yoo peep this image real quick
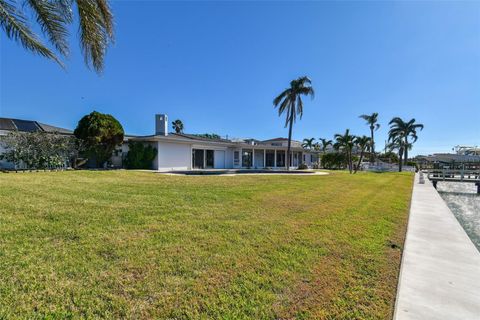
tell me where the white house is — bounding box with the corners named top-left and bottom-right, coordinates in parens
top-left (126, 114), bottom-right (315, 171)
top-left (0, 115), bottom-right (316, 171)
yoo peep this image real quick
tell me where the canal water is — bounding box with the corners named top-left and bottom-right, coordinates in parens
top-left (437, 182), bottom-right (480, 251)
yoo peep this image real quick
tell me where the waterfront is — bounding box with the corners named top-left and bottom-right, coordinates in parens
top-left (437, 182), bottom-right (480, 251)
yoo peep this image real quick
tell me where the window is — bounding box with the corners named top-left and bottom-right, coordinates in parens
top-left (234, 151), bottom-right (240, 166)
top-left (193, 149), bottom-right (204, 169)
top-left (242, 149), bottom-right (253, 167)
top-left (265, 150), bottom-right (275, 167)
top-left (276, 150), bottom-right (285, 167)
top-left (206, 150), bottom-right (214, 168)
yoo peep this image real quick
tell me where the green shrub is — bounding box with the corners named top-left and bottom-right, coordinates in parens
top-left (297, 163), bottom-right (308, 170)
top-left (124, 142), bottom-right (157, 169)
top-left (74, 111), bottom-right (124, 167)
top-left (321, 152), bottom-right (347, 169)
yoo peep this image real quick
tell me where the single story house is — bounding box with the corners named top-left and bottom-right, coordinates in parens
top-left (126, 114), bottom-right (316, 171)
top-left (0, 114), bottom-right (316, 171)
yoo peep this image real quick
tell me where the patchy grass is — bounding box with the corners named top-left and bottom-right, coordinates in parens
top-left (0, 170), bottom-right (413, 319)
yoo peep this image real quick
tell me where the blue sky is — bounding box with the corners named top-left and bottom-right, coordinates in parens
top-left (1, 1), bottom-right (479, 155)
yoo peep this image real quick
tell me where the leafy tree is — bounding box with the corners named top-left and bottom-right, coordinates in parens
top-left (378, 151), bottom-right (399, 164)
top-left (124, 141), bottom-right (157, 169)
top-left (321, 152), bottom-right (347, 170)
top-left (334, 129), bottom-right (356, 173)
top-left (0, 0), bottom-right (114, 73)
top-left (388, 117), bottom-right (424, 165)
top-left (359, 112), bottom-right (380, 162)
top-left (172, 119), bottom-right (184, 134)
top-left (273, 76), bottom-right (314, 170)
top-left (0, 131), bottom-right (81, 170)
top-left (318, 138), bottom-right (332, 153)
top-left (353, 135), bottom-right (371, 173)
top-left (194, 133), bottom-right (222, 140)
top-left (302, 137), bottom-right (315, 150)
top-left (74, 111), bottom-right (124, 167)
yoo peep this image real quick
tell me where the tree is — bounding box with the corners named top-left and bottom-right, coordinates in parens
top-left (387, 134), bottom-right (406, 172)
top-left (124, 141), bottom-right (157, 169)
top-left (321, 152), bottom-right (347, 170)
top-left (359, 112), bottom-right (380, 162)
top-left (353, 135), bottom-right (371, 173)
top-left (388, 117), bottom-right (424, 165)
top-left (0, 131), bottom-right (81, 170)
top-left (0, 0), bottom-right (114, 73)
top-left (334, 129), bottom-right (356, 173)
top-left (318, 138), bottom-right (332, 153)
top-left (273, 76), bottom-right (314, 170)
top-left (74, 111), bottom-right (124, 167)
top-left (172, 119), bottom-right (184, 134)
top-left (194, 133), bottom-right (221, 140)
top-left (302, 137), bottom-right (315, 150)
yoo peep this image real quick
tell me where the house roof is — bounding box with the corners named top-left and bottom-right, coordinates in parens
top-left (0, 117), bottom-right (73, 134)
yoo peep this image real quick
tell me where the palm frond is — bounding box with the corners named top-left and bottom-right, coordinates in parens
top-left (95, 0), bottom-right (113, 38)
top-left (0, 0), bottom-right (62, 66)
top-left (77, 0), bottom-right (114, 73)
top-left (273, 88), bottom-right (290, 106)
top-left (26, 0), bottom-right (70, 56)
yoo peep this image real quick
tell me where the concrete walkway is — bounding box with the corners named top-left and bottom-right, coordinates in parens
top-left (394, 174), bottom-right (480, 320)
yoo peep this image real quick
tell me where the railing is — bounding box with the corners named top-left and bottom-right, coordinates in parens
top-left (425, 169), bottom-right (480, 182)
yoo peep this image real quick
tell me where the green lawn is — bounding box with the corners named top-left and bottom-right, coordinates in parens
top-left (0, 171), bottom-right (413, 319)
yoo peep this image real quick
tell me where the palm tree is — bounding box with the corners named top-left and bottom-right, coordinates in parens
top-left (273, 76), bottom-right (314, 170)
top-left (388, 117), bottom-right (424, 165)
top-left (0, 0), bottom-right (114, 73)
top-left (387, 134), bottom-right (407, 172)
top-left (359, 113), bottom-right (380, 162)
top-left (302, 138), bottom-right (315, 150)
top-left (353, 135), bottom-right (371, 173)
top-left (334, 129), bottom-right (356, 173)
top-left (172, 119), bottom-right (184, 134)
top-left (318, 138), bottom-right (332, 153)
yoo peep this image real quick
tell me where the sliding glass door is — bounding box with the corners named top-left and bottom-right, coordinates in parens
top-left (192, 149), bottom-right (205, 169)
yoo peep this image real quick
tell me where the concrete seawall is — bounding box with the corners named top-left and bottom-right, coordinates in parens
top-left (394, 174), bottom-right (480, 320)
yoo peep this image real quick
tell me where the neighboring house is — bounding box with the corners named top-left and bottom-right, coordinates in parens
top-left (126, 114), bottom-right (314, 171)
top-left (0, 117), bottom-right (73, 169)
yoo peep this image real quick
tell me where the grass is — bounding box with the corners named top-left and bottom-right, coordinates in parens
top-left (0, 170), bottom-right (413, 319)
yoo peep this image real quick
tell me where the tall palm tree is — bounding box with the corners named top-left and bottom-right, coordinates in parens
top-left (353, 135), bottom-right (371, 173)
top-left (334, 129), bottom-right (356, 173)
top-left (318, 138), bottom-right (332, 153)
top-left (387, 134), bottom-right (407, 172)
top-left (172, 119), bottom-right (184, 134)
top-left (359, 112), bottom-right (380, 162)
top-left (302, 137), bottom-right (315, 150)
top-left (388, 117), bottom-right (424, 165)
top-left (273, 76), bottom-right (314, 170)
top-left (0, 0), bottom-right (114, 73)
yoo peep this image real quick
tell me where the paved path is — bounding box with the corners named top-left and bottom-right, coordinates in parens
top-left (394, 174), bottom-right (480, 320)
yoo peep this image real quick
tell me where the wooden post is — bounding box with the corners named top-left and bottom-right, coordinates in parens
top-left (476, 182), bottom-right (480, 194)
top-left (432, 180), bottom-right (437, 189)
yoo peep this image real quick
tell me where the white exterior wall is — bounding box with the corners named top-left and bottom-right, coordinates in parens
top-left (213, 150), bottom-right (226, 169)
top-left (225, 148), bottom-right (235, 169)
top-left (157, 141), bottom-right (192, 171)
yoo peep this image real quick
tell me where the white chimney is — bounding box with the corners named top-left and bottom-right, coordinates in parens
top-left (155, 114), bottom-right (168, 136)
